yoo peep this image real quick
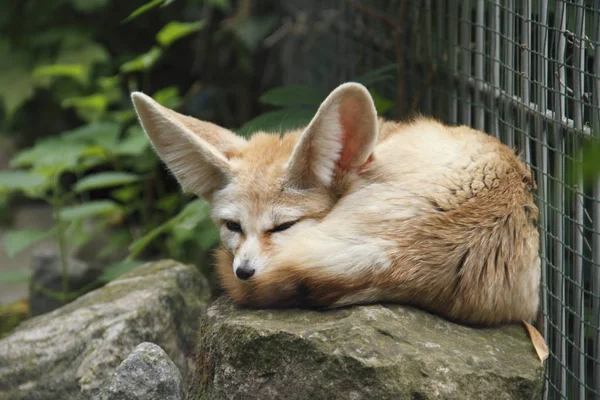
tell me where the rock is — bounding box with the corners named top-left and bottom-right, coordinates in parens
top-left (29, 246), bottom-right (101, 316)
top-left (99, 342), bottom-right (183, 400)
top-left (0, 300), bottom-right (29, 339)
top-left (190, 297), bottom-right (544, 400)
top-left (0, 260), bottom-right (209, 400)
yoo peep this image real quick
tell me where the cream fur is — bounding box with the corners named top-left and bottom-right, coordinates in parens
top-left (132, 83), bottom-right (541, 326)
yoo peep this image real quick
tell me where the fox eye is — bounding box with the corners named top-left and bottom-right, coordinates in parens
top-left (225, 220), bottom-right (242, 233)
top-left (269, 221), bottom-right (297, 233)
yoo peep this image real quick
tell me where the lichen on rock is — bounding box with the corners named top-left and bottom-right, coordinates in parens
top-left (0, 260), bottom-right (209, 400)
top-left (190, 297), bottom-right (544, 400)
top-left (99, 342), bottom-right (184, 400)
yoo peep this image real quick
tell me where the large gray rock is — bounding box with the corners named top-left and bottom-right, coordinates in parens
top-left (190, 297), bottom-right (544, 400)
top-left (99, 342), bottom-right (183, 400)
top-left (0, 260), bottom-right (209, 400)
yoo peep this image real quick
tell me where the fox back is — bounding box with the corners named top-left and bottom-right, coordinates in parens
top-left (132, 83), bottom-right (540, 326)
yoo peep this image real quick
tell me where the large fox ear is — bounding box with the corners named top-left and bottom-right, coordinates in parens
top-left (131, 92), bottom-right (246, 197)
top-left (285, 82), bottom-right (378, 189)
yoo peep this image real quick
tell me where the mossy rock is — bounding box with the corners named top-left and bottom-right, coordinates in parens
top-left (190, 297), bottom-right (544, 400)
top-left (0, 299), bottom-right (29, 339)
top-left (0, 260), bottom-right (210, 400)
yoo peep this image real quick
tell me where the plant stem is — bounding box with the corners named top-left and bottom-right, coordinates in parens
top-left (53, 203), bottom-right (69, 300)
top-left (51, 180), bottom-right (69, 301)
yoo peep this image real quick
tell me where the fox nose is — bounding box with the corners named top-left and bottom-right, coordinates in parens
top-left (235, 265), bottom-right (255, 280)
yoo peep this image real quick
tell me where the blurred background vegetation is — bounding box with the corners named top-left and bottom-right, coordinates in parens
top-left (0, 0), bottom-right (397, 333)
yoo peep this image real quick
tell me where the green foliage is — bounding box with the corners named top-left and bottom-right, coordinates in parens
top-left (0, 40), bottom-right (36, 118)
top-left (98, 260), bottom-right (144, 282)
top-left (0, 271), bottom-right (32, 284)
top-left (237, 109), bottom-right (316, 136)
top-left (369, 89), bottom-right (395, 115)
top-left (354, 63), bottom-right (399, 86)
top-left (2, 229), bottom-right (55, 258)
top-left (0, 1), bottom-right (399, 317)
top-left (32, 64), bottom-right (87, 84)
top-left (58, 201), bottom-right (123, 222)
top-left (0, 0), bottom-right (281, 312)
top-left (62, 94), bottom-right (109, 121)
top-left (579, 135), bottom-right (600, 183)
top-left (120, 47), bottom-right (164, 73)
top-left (259, 85), bottom-right (324, 107)
top-left (240, 79), bottom-right (397, 136)
top-left (0, 171), bottom-right (45, 195)
top-left (74, 172), bottom-right (142, 192)
top-left (157, 21), bottom-right (206, 46)
top-left (123, 0), bottom-right (175, 23)
top-left (127, 198), bottom-right (217, 260)
top-left (233, 15), bottom-right (279, 51)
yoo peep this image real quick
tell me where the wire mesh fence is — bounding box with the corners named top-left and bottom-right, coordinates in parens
top-left (275, 1), bottom-right (600, 398)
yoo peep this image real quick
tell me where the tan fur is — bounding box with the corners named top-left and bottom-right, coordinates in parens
top-left (132, 83), bottom-right (541, 326)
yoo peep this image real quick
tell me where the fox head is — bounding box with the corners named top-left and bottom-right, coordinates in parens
top-left (132, 83), bottom-right (378, 303)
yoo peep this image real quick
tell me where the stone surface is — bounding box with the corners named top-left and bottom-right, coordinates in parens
top-left (29, 246), bottom-right (101, 316)
top-left (99, 342), bottom-right (183, 400)
top-left (190, 297), bottom-right (544, 400)
top-left (0, 260), bottom-right (209, 400)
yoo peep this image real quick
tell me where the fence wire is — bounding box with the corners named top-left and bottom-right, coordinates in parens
top-left (276, 1), bottom-right (600, 398)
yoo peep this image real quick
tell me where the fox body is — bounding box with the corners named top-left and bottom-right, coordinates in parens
top-left (132, 83), bottom-right (540, 326)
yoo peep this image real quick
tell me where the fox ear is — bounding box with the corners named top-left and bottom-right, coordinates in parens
top-left (131, 92), bottom-right (246, 197)
top-left (285, 82), bottom-right (378, 189)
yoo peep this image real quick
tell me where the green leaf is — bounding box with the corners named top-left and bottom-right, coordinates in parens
top-left (156, 21), bottom-right (205, 46)
top-left (61, 121), bottom-right (120, 149)
top-left (9, 123), bottom-right (120, 176)
top-left (107, 110), bottom-right (137, 124)
top-left (31, 36), bottom-right (109, 91)
top-left (122, 0), bottom-right (169, 23)
top-left (232, 16), bottom-right (278, 51)
top-left (369, 89), bottom-right (394, 115)
top-left (98, 75), bottom-right (120, 91)
top-left (259, 85), bottom-right (324, 107)
top-left (127, 198), bottom-right (210, 260)
top-left (55, 38), bottom-right (109, 77)
top-left (98, 260), bottom-right (144, 282)
top-left (354, 64), bottom-right (398, 86)
top-left (70, 0), bottom-right (109, 12)
top-left (206, 0), bottom-right (230, 10)
top-left (152, 86), bottom-right (182, 109)
top-left (120, 47), bottom-right (163, 73)
top-left (61, 94), bottom-right (109, 121)
top-left (2, 228), bottom-right (55, 258)
top-left (156, 193), bottom-right (180, 212)
top-left (237, 108), bottom-right (315, 137)
top-left (74, 172), bottom-right (142, 192)
top-left (173, 199), bottom-right (211, 231)
top-left (11, 138), bottom-right (85, 170)
top-left (0, 270), bottom-right (32, 283)
top-left (111, 185), bottom-right (143, 202)
top-left (197, 223), bottom-right (219, 250)
top-left (0, 171), bottom-right (44, 193)
top-left (116, 134), bottom-right (150, 157)
top-left (578, 137), bottom-right (600, 183)
top-left (0, 40), bottom-right (35, 118)
top-left (127, 221), bottom-right (172, 259)
top-left (32, 64), bottom-right (87, 86)
top-left (59, 200), bottom-right (122, 222)
top-left (114, 125), bottom-right (150, 158)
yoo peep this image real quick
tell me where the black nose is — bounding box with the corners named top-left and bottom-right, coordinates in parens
top-left (235, 266), bottom-right (255, 280)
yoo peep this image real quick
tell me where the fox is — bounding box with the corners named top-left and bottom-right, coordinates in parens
top-left (131, 82), bottom-right (541, 326)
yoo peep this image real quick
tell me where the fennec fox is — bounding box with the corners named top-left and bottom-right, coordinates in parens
top-left (132, 82), bottom-right (540, 326)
